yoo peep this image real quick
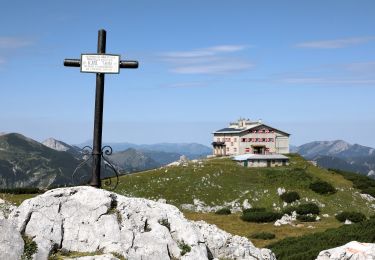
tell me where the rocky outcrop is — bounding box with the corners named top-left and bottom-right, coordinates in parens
top-left (194, 221), bottom-right (275, 259)
top-left (8, 186), bottom-right (275, 260)
top-left (0, 219), bottom-right (24, 260)
top-left (316, 241), bottom-right (375, 259)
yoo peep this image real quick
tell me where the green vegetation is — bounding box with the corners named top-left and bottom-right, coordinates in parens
top-left (249, 232), bottom-right (276, 240)
top-left (215, 207), bottom-right (231, 215)
top-left (21, 236), bottom-right (38, 260)
top-left (330, 168), bottom-right (375, 197)
top-left (295, 203), bottom-right (320, 215)
top-left (268, 218), bottom-right (375, 260)
top-left (0, 193), bottom-right (37, 206)
top-left (243, 207), bottom-right (266, 214)
top-left (296, 215), bottom-right (317, 222)
top-left (335, 211), bottom-right (366, 223)
top-left (111, 154), bottom-right (374, 217)
top-left (309, 181), bottom-right (336, 195)
top-left (0, 187), bottom-right (41, 194)
top-left (241, 211), bottom-right (283, 223)
top-left (178, 241), bottom-right (191, 256)
top-left (280, 191), bottom-right (300, 203)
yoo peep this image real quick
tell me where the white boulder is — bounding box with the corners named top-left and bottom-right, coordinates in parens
top-left (316, 241), bottom-right (375, 260)
top-left (274, 211), bottom-right (297, 226)
top-left (194, 221), bottom-right (275, 260)
top-left (9, 186), bottom-right (274, 260)
top-left (0, 219), bottom-right (24, 260)
top-left (243, 199), bottom-right (252, 210)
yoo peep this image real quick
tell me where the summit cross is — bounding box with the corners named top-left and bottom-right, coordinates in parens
top-left (64, 29), bottom-right (138, 188)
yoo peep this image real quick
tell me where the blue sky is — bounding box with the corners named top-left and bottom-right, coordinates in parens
top-left (1, 0), bottom-right (375, 147)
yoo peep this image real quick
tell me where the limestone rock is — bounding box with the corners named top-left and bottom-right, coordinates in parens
top-left (194, 221), bottom-right (276, 260)
top-left (0, 219), bottom-right (24, 260)
top-left (242, 199), bottom-right (252, 210)
top-left (9, 186), bottom-right (274, 260)
top-left (274, 211), bottom-right (297, 226)
top-left (316, 241), bottom-right (375, 260)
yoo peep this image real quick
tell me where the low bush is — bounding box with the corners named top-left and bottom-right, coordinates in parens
top-left (296, 203), bottom-right (320, 215)
top-left (268, 218), bottom-right (375, 260)
top-left (241, 211), bottom-right (283, 223)
top-left (297, 215), bottom-right (317, 222)
top-left (309, 181), bottom-right (336, 195)
top-left (335, 211), bottom-right (366, 223)
top-left (215, 207), bottom-right (231, 215)
top-left (249, 232), bottom-right (276, 240)
top-left (282, 206), bottom-right (298, 215)
top-left (280, 191), bottom-right (300, 203)
top-left (242, 207), bottom-right (266, 214)
top-left (362, 187), bottom-right (375, 198)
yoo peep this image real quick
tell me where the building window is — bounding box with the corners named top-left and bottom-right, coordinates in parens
top-left (234, 148), bottom-right (237, 152)
top-left (241, 138), bottom-right (246, 142)
top-left (234, 138), bottom-right (237, 142)
top-left (226, 147), bottom-right (229, 152)
top-left (245, 148), bottom-right (250, 153)
top-left (231, 142), bottom-right (234, 146)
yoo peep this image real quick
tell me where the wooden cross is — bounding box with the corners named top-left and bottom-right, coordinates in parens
top-left (64, 29), bottom-right (138, 188)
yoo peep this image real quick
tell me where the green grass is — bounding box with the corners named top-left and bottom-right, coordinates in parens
top-left (0, 193), bottom-right (37, 206)
top-left (112, 154), bottom-right (375, 216)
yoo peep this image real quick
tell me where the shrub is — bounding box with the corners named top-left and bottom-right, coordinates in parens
top-left (280, 191), bottom-right (300, 203)
top-left (215, 207), bottom-right (231, 215)
top-left (309, 181), bottom-right (336, 195)
top-left (241, 211), bottom-right (283, 223)
top-left (249, 232), bottom-right (276, 240)
top-left (296, 203), bottom-right (320, 215)
top-left (268, 218), bottom-right (375, 260)
top-left (178, 241), bottom-right (191, 256)
top-left (21, 236), bottom-right (38, 260)
top-left (242, 207), bottom-right (266, 214)
top-left (297, 215), bottom-right (317, 222)
top-left (282, 206), bottom-right (298, 215)
top-left (335, 211), bottom-right (366, 223)
top-left (362, 187), bottom-right (375, 198)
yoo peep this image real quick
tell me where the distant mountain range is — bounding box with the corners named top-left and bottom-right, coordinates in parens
top-left (292, 140), bottom-right (375, 179)
top-left (0, 133), bottom-right (90, 189)
top-left (78, 140), bottom-right (212, 160)
top-left (0, 133), bottom-right (212, 188)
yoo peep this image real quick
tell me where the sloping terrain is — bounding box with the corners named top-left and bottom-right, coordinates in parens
top-left (0, 133), bottom-right (90, 188)
top-left (112, 154), bottom-right (375, 248)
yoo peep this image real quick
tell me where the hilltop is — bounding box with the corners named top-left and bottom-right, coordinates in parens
top-left (112, 154), bottom-right (375, 248)
top-left (114, 154), bottom-right (374, 215)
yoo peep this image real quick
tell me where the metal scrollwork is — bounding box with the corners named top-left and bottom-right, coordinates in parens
top-left (101, 146), bottom-right (120, 190)
top-left (71, 145), bottom-right (120, 190)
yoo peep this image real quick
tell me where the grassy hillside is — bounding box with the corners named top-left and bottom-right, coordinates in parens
top-left (114, 154), bottom-right (374, 216)
top-left (111, 154), bottom-right (375, 248)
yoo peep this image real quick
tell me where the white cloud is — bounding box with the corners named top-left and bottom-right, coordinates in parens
top-left (160, 45), bottom-right (252, 74)
top-left (295, 36), bottom-right (375, 49)
top-left (0, 37), bottom-right (34, 49)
